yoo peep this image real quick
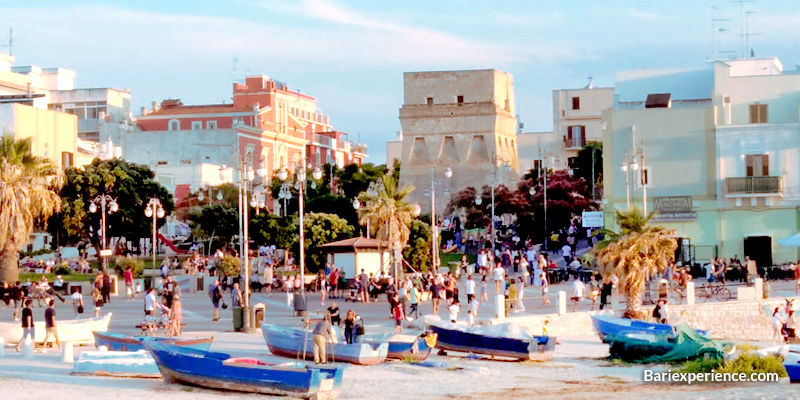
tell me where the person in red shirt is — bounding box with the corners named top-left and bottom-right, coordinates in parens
top-left (391, 294), bottom-right (404, 333)
top-left (124, 266), bottom-right (135, 299)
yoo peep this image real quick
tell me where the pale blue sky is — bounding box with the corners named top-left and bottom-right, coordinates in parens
top-left (2, 0), bottom-right (799, 163)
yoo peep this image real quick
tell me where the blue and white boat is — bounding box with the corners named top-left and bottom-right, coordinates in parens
top-left (145, 342), bottom-right (344, 399)
top-left (93, 331), bottom-right (214, 352)
top-left (362, 332), bottom-right (438, 361)
top-left (262, 324), bottom-right (388, 365)
top-left (429, 323), bottom-right (556, 361)
top-left (783, 346), bottom-right (800, 383)
top-left (591, 315), bottom-right (709, 342)
top-left (72, 350), bottom-right (161, 378)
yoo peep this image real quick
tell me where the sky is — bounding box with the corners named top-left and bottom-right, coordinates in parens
top-left (2, 0), bottom-right (800, 164)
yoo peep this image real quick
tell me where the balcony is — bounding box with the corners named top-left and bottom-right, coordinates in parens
top-left (725, 176), bottom-right (783, 197)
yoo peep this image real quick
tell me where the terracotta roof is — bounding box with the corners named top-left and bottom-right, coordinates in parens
top-left (320, 237), bottom-right (389, 249)
top-left (146, 103), bottom-right (252, 116)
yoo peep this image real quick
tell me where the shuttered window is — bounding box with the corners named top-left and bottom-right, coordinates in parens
top-left (749, 104), bottom-right (768, 124)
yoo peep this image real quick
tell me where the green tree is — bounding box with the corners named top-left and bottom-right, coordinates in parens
top-left (249, 213), bottom-right (296, 251)
top-left (0, 137), bottom-right (63, 284)
top-left (521, 170), bottom-right (597, 243)
top-left (337, 163), bottom-right (386, 200)
top-left (403, 220), bottom-right (432, 272)
top-left (356, 174), bottom-right (420, 277)
top-left (302, 212), bottom-right (354, 272)
top-left (188, 204), bottom-right (239, 247)
top-left (50, 158), bottom-right (173, 250)
top-left (595, 208), bottom-right (678, 319)
top-left (574, 142), bottom-right (603, 200)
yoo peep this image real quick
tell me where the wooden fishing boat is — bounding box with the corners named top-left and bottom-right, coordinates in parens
top-left (72, 350), bottom-right (161, 378)
top-left (261, 323), bottom-right (388, 365)
top-left (92, 331), bottom-right (213, 352)
top-left (429, 323), bottom-right (556, 361)
top-left (783, 345), bottom-right (800, 383)
top-left (145, 342), bottom-right (343, 399)
top-left (591, 315), bottom-right (709, 342)
top-left (0, 313), bottom-right (112, 345)
top-left (363, 332), bottom-right (437, 361)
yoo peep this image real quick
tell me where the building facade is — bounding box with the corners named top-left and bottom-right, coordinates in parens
top-left (603, 58), bottom-right (800, 266)
top-left (398, 69), bottom-right (519, 213)
top-left (124, 75), bottom-right (366, 203)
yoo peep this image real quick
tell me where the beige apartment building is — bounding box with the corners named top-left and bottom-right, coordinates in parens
top-left (604, 58), bottom-right (800, 266)
top-left (397, 69), bottom-right (519, 213)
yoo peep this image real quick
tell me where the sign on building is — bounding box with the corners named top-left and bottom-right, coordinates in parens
top-left (582, 211), bottom-right (604, 228)
top-left (652, 196), bottom-right (697, 221)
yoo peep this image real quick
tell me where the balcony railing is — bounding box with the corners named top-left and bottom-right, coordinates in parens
top-left (725, 176), bottom-right (783, 195)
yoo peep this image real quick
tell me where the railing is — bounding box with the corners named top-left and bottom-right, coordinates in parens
top-left (725, 176), bottom-right (783, 194)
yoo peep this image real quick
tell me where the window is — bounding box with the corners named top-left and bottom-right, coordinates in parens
top-left (749, 103), bottom-right (768, 124)
top-left (572, 97), bottom-right (580, 110)
top-left (207, 121), bottom-right (217, 129)
top-left (568, 156), bottom-right (579, 169)
top-left (168, 119), bottom-right (180, 131)
top-left (157, 161), bottom-right (168, 166)
top-left (566, 125), bottom-right (585, 148)
top-left (745, 154), bottom-right (769, 177)
top-left (457, 95), bottom-right (464, 104)
top-left (191, 121), bottom-right (202, 130)
top-left (426, 97), bottom-right (434, 106)
top-left (180, 159), bottom-right (191, 165)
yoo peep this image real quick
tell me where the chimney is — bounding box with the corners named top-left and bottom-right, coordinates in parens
top-left (151, 101), bottom-right (159, 113)
top-left (140, 106), bottom-right (146, 116)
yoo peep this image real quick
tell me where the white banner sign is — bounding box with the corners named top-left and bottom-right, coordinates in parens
top-left (581, 211), bottom-right (604, 228)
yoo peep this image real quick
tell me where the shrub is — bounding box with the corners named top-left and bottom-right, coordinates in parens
top-left (54, 265), bottom-right (71, 276)
top-left (680, 352), bottom-right (786, 377)
top-left (218, 254), bottom-right (241, 277)
top-left (113, 256), bottom-right (145, 278)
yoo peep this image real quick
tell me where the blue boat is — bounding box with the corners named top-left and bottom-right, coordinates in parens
top-left (429, 324), bottom-right (556, 361)
top-left (144, 342), bottom-right (344, 399)
top-left (784, 346), bottom-right (800, 383)
top-left (363, 332), bottom-right (438, 361)
top-left (262, 324), bottom-right (388, 365)
top-left (93, 331), bottom-right (214, 352)
top-left (591, 315), bottom-right (709, 343)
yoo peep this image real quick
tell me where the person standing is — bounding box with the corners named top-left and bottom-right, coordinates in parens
top-left (465, 275), bottom-right (476, 305)
top-left (409, 283), bottom-right (420, 320)
top-left (571, 277), bottom-right (585, 312)
top-left (492, 262), bottom-right (505, 294)
top-left (588, 274), bottom-right (600, 311)
top-left (312, 315), bottom-right (333, 364)
top-left (343, 310), bottom-right (356, 344)
top-left (448, 298), bottom-right (460, 323)
top-left (102, 270), bottom-right (112, 304)
top-left (285, 275), bottom-right (294, 307)
top-left (561, 244), bottom-right (572, 265)
top-left (231, 282), bottom-right (243, 309)
top-left (11, 281), bottom-right (23, 321)
top-left (124, 267), bottom-right (134, 300)
top-left (92, 281), bottom-right (104, 318)
top-left (42, 299), bottom-right (61, 350)
top-left (430, 278), bottom-right (443, 315)
top-left (169, 295), bottom-right (182, 336)
top-left (15, 299), bottom-right (35, 352)
top-left (208, 279), bottom-right (223, 321)
top-left (599, 277), bottom-right (613, 310)
top-left (540, 269), bottom-right (550, 305)
top-left (392, 294), bottom-right (405, 333)
top-left (773, 307), bottom-right (785, 345)
top-left (652, 299), bottom-right (668, 324)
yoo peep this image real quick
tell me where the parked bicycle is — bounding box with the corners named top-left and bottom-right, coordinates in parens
top-left (696, 283), bottom-right (732, 302)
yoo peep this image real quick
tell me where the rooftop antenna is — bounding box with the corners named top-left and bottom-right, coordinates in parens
top-left (709, 6), bottom-right (731, 61)
top-left (585, 75), bottom-right (594, 89)
top-left (731, 0), bottom-right (757, 59)
top-left (4, 27), bottom-right (13, 56)
top-left (743, 10), bottom-right (760, 58)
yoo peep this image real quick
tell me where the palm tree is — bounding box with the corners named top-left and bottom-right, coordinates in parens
top-left (0, 136), bottom-right (63, 284)
top-left (356, 174), bottom-right (420, 277)
top-left (594, 208), bottom-right (678, 319)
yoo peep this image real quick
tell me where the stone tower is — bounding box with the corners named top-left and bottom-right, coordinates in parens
top-left (398, 69), bottom-right (519, 214)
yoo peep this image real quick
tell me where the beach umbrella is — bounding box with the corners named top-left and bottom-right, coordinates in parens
top-left (778, 233), bottom-right (800, 247)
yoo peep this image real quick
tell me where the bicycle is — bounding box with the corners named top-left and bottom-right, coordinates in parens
top-left (696, 283), bottom-right (732, 302)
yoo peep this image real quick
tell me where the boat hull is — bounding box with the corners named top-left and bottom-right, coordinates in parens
top-left (785, 347), bottom-right (800, 383)
top-left (93, 331), bottom-right (213, 352)
top-left (261, 323), bottom-right (388, 365)
top-left (145, 342), bottom-right (343, 399)
top-left (429, 325), bottom-right (555, 361)
top-left (367, 333), bottom-right (437, 361)
top-left (591, 315), bottom-right (708, 342)
top-left (72, 350), bottom-right (161, 378)
top-left (0, 313), bottom-right (112, 345)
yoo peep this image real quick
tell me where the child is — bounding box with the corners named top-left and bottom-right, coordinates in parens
top-left (480, 276), bottom-right (488, 304)
top-left (448, 299), bottom-right (461, 323)
top-left (392, 295), bottom-right (404, 333)
top-left (508, 279), bottom-right (517, 313)
top-left (468, 298), bottom-right (478, 326)
top-left (169, 295), bottom-right (183, 336)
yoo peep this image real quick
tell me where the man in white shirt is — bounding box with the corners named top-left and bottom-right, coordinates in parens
top-left (477, 250), bottom-right (488, 273)
top-left (568, 257), bottom-right (582, 280)
top-left (571, 277), bottom-right (585, 312)
top-left (465, 275), bottom-right (476, 304)
top-left (492, 263), bottom-right (505, 294)
top-left (561, 244), bottom-right (572, 264)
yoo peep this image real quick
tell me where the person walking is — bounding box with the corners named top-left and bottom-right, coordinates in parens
top-left (430, 278), bottom-right (443, 315)
top-left (15, 299), bottom-right (35, 352)
top-left (124, 266), bottom-right (134, 300)
top-left (571, 277), bottom-right (585, 312)
top-left (169, 295), bottom-right (182, 336)
top-left (409, 283), bottom-right (420, 320)
top-left (392, 294), bottom-right (405, 333)
top-left (492, 262), bottom-right (505, 294)
top-left (773, 307), bottom-right (786, 345)
top-left (42, 299), bottom-right (61, 351)
top-left (540, 269), bottom-right (550, 305)
top-left (588, 275), bottom-right (600, 311)
top-left (71, 289), bottom-right (84, 319)
top-left (465, 275), bottom-right (476, 305)
top-left (599, 277), bottom-right (613, 310)
top-left (312, 314), bottom-right (334, 364)
top-left (92, 282), bottom-right (104, 318)
top-left (480, 276), bottom-right (489, 304)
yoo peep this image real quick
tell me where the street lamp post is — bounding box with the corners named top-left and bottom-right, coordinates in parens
top-left (89, 195), bottom-right (118, 270)
top-left (620, 147), bottom-right (647, 213)
top-left (484, 159), bottom-right (511, 254)
top-left (429, 165), bottom-right (452, 272)
top-left (197, 186), bottom-right (223, 206)
top-left (144, 198), bottom-right (165, 269)
top-left (277, 163), bottom-right (323, 299)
